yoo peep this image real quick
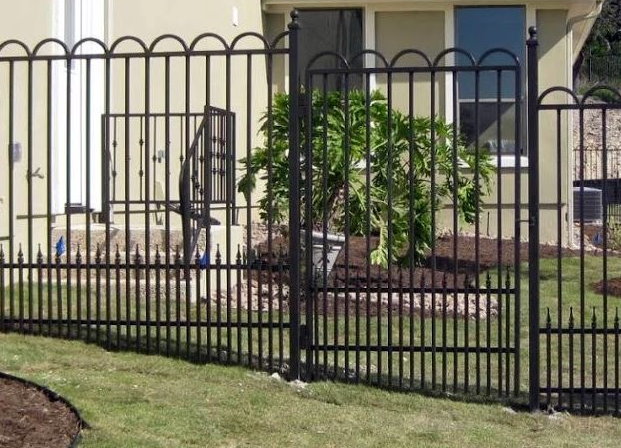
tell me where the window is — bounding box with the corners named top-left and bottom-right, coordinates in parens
top-left (297, 9), bottom-right (363, 90)
top-left (455, 6), bottom-right (525, 155)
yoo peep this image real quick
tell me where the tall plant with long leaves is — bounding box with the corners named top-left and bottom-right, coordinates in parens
top-left (238, 89), bottom-right (494, 268)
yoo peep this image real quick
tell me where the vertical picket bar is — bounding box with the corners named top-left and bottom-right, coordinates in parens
top-left (527, 26), bottom-right (541, 412)
top-left (287, 10), bottom-right (301, 380)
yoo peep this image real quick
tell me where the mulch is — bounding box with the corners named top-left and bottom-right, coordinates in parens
top-left (592, 278), bottom-right (621, 297)
top-left (0, 375), bottom-right (82, 448)
top-left (257, 232), bottom-right (594, 289)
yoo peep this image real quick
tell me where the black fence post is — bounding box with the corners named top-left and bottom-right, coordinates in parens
top-left (287, 9), bottom-right (302, 380)
top-left (527, 26), bottom-right (541, 412)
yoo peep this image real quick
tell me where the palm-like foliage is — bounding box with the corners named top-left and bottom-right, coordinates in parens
top-left (238, 90), bottom-right (494, 267)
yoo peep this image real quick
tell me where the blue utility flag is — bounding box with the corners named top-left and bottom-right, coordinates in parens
top-left (55, 236), bottom-right (66, 257)
top-left (199, 250), bottom-right (209, 269)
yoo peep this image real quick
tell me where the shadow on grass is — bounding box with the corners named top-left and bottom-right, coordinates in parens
top-left (0, 322), bottom-right (529, 412)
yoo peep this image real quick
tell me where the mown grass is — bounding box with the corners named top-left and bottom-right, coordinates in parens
top-left (2, 253), bottom-right (620, 403)
top-left (3, 332), bottom-right (621, 447)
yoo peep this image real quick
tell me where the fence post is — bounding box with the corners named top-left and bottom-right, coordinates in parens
top-left (287, 9), bottom-right (302, 380)
top-left (527, 26), bottom-right (540, 412)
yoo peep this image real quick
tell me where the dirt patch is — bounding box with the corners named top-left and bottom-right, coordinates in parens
top-left (592, 278), bottom-right (621, 297)
top-left (0, 375), bottom-right (82, 448)
top-left (257, 233), bottom-right (592, 289)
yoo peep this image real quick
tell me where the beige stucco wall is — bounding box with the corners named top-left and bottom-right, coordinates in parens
top-left (0, 1), bottom-right (586, 261)
top-left (375, 11), bottom-right (445, 117)
top-left (107, 0), bottom-right (270, 232)
top-left (0, 0), bottom-right (275, 261)
top-left (537, 9), bottom-right (570, 244)
top-left (0, 0), bottom-right (56, 258)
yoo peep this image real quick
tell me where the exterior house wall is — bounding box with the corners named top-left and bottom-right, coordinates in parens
top-left (0, 0), bottom-right (597, 259)
top-left (537, 9), bottom-right (570, 244)
top-left (375, 11), bottom-right (446, 117)
top-left (264, 2), bottom-right (575, 243)
top-left (0, 1), bottom-right (57, 257)
top-left (0, 0), bottom-right (272, 260)
top-left (106, 0), bottom-right (270, 230)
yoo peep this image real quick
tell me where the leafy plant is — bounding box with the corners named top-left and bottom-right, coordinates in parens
top-left (238, 89), bottom-right (495, 268)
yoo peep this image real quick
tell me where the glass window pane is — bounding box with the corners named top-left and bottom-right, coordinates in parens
top-left (298, 9), bottom-right (363, 89)
top-left (455, 7), bottom-right (525, 153)
top-left (456, 6), bottom-right (524, 98)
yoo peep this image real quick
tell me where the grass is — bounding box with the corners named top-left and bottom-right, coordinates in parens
top-left (3, 253), bottom-right (621, 404)
top-left (3, 332), bottom-right (621, 447)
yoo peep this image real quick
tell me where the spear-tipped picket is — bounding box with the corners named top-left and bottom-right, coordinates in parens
top-left (17, 245), bottom-right (24, 332)
top-left (36, 245), bottom-right (43, 335)
top-left (76, 244), bottom-right (82, 340)
top-left (154, 245), bottom-right (162, 353)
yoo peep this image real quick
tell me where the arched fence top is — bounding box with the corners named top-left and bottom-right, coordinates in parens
top-left (0, 40), bottom-right (31, 58)
top-left (302, 46), bottom-right (523, 74)
top-left (478, 48), bottom-right (520, 66)
top-left (230, 32), bottom-right (272, 50)
top-left (390, 49), bottom-right (432, 68)
top-left (0, 28), bottom-right (294, 63)
top-left (349, 50), bottom-right (389, 68)
top-left (270, 30), bottom-right (291, 50)
top-left (148, 34), bottom-right (188, 53)
top-left (71, 37), bottom-right (108, 56)
top-left (32, 38), bottom-right (69, 57)
top-left (305, 51), bottom-right (350, 72)
top-left (110, 35), bottom-right (149, 54)
top-left (189, 33), bottom-right (230, 52)
top-left (537, 86), bottom-right (579, 106)
top-left (433, 48), bottom-right (476, 67)
top-left (580, 85), bottom-right (621, 105)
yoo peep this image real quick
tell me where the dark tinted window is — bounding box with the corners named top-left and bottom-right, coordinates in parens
top-left (298, 9), bottom-right (363, 89)
top-left (455, 7), bottom-right (525, 151)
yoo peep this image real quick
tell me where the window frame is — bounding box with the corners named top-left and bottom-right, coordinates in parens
top-left (454, 5), bottom-right (527, 160)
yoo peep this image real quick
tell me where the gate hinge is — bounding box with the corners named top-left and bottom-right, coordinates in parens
top-left (300, 324), bottom-right (309, 349)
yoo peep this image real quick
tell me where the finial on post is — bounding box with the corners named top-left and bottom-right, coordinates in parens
top-left (528, 26), bottom-right (537, 41)
top-left (288, 9), bottom-right (300, 30)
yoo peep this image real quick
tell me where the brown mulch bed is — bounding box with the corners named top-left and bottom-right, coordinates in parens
top-left (257, 233), bottom-right (593, 289)
top-left (592, 278), bottom-right (621, 297)
top-left (0, 375), bottom-right (82, 448)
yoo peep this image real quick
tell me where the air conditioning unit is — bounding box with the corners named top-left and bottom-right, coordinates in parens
top-left (573, 187), bottom-right (602, 222)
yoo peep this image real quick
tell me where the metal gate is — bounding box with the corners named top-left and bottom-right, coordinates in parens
top-left (530, 27), bottom-right (621, 414)
top-left (300, 43), bottom-right (523, 397)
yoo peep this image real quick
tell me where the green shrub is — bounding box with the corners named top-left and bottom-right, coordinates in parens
top-left (238, 89), bottom-right (494, 268)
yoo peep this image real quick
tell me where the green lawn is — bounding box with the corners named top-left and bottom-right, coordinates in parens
top-left (3, 253), bottom-right (621, 405)
top-left (2, 332), bottom-right (621, 447)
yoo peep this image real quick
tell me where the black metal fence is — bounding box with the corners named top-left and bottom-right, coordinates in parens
top-left (300, 46), bottom-right (522, 395)
top-left (2, 14), bottom-right (621, 416)
top-left (533, 36), bottom-right (621, 413)
top-left (0, 19), bottom-right (298, 375)
top-left (579, 54), bottom-right (621, 86)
